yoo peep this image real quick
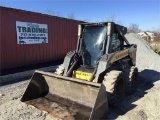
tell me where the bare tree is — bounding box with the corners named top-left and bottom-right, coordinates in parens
top-left (117, 20), bottom-right (124, 25)
top-left (47, 10), bottom-right (61, 17)
top-left (56, 12), bottom-right (61, 16)
top-left (150, 26), bottom-right (160, 52)
top-left (47, 10), bottom-right (55, 15)
top-left (107, 13), bottom-right (116, 22)
top-left (107, 14), bottom-right (123, 25)
top-left (68, 13), bottom-right (75, 20)
top-left (127, 23), bottom-right (141, 33)
top-left (152, 26), bottom-right (160, 42)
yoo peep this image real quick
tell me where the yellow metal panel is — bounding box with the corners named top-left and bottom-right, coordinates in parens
top-left (73, 70), bottom-right (92, 81)
top-left (110, 49), bottom-right (129, 63)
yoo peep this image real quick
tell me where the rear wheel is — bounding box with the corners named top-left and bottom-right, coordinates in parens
top-left (55, 64), bottom-right (65, 76)
top-left (125, 66), bottom-right (138, 94)
top-left (103, 71), bottom-right (126, 106)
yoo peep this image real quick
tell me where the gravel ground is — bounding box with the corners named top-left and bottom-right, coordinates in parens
top-left (125, 33), bottom-right (160, 81)
top-left (0, 33), bottom-right (160, 120)
top-left (0, 81), bottom-right (58, 120)
top-left (107, 33), bottom-right (160, 120)
top-left (0, 81), bottom-right (75, 120)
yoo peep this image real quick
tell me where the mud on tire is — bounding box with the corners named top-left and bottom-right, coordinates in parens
top-left (55, 64), bottom-right (65, 76)
top-left (103, 71), bottom-right (126, 106)
top-left (125, 66), bottom-right (138, 94)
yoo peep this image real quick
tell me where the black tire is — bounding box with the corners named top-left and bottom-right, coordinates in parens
top-left (55, 64), bottom-right (65, 76)
top-left (103, 71), bottom-right (126, 106)
top-left (157, 50), bottom-right (160, 55)
top-left (126, 66), bottom-right (138, 94)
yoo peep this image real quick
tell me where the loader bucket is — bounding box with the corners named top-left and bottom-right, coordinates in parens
top-left (21, 70), bottom-right (109, 120)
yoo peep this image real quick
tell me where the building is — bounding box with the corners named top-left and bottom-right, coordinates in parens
top-left (137, 32), bottom-right (156, 42)
top-left (0, 6), bottom-right (83, 70)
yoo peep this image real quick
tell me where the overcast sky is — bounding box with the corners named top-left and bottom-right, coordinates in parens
top-left (1, 0), bottom-right (160, 31)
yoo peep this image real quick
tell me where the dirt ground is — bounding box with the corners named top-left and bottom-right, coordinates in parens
top-left (0, 76), bottom-right (160, 120)
top-left (108, 77), bottom-right (160, 120)
top-left (0, 80), bottom-right (76, 120)
top-left (0, 33), bottom-right (160, 120)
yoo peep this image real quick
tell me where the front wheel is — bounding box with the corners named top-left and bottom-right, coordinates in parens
top-left (126, 66), bottom-right (138, 94)
top-left (103, 71), bottom-right (126, 106)
top-left (55, 64), bottom-right (65, 76)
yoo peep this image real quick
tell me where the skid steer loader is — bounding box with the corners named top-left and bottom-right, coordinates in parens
top-left (21, 22), bottom-right (138, 120)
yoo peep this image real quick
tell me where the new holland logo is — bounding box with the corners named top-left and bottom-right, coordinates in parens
top-left (111, 49), bottom-right (128, 63)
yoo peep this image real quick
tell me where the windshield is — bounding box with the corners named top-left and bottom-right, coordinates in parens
top-left (81, 26), bottom-right (107, 68)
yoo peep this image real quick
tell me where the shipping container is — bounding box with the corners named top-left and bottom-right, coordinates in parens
top-left (0, 6), bottom-right (82, 70)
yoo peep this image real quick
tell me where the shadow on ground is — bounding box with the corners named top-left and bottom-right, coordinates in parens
top-left (107, 69), bottom-right (160, 119)
top-left (0, 61), bottom-right (62, 86)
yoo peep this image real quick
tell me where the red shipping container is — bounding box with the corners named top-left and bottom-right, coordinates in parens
top-left (0, 7), bottom-right (82, 70)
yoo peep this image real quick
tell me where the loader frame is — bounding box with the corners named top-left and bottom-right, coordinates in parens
top-left (62, 22), bottom-right (137, 82)
top-left (21, 22), bottom-right (138, 120)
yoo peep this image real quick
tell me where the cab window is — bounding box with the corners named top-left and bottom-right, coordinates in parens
top-left (109, 33), bottom-right (121, 53)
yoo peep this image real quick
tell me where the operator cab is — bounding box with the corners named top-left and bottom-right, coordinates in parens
top-left (80, 25), bottom-right (107, 68)
top-left (72, 22), bottom-right (128, 81)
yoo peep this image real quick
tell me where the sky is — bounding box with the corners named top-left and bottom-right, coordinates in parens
top-left (1, 0), bottom-right (160, 31)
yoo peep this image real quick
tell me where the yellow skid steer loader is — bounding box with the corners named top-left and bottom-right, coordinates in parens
top-left (21, 22), bottom-right (138, 119)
